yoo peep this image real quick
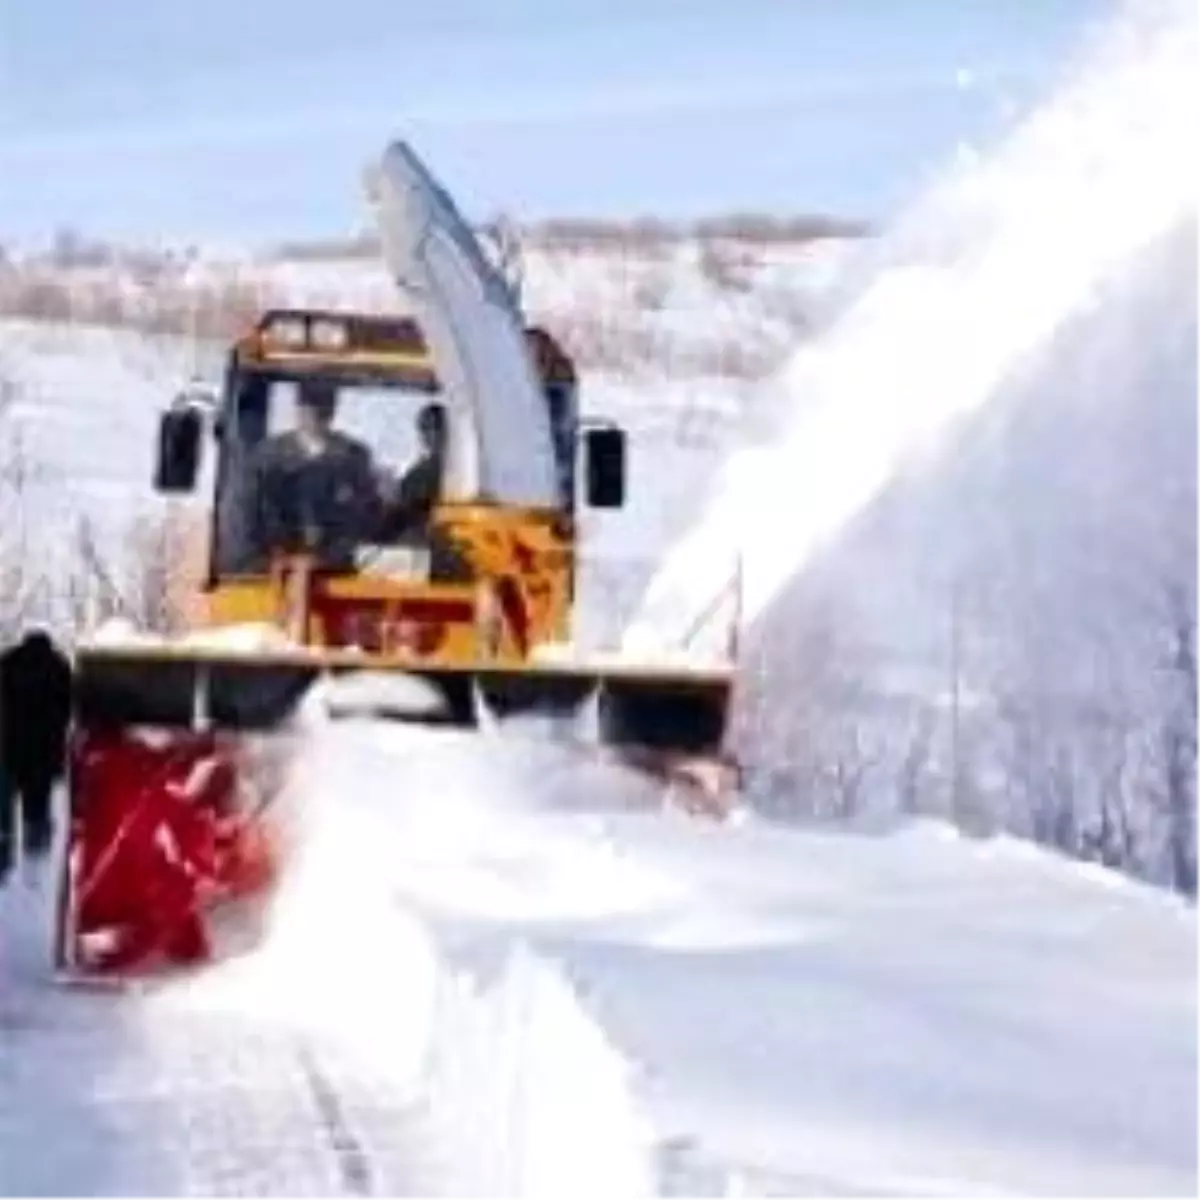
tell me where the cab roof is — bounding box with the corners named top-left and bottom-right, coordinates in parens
top-left (235, 308), bottom-right (577, 389)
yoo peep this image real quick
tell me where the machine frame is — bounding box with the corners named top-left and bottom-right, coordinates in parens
top-left (54, 143), bottom-right (739, 982)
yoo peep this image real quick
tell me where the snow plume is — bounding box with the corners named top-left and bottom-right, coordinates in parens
top-left (287, 715), bottom-right (656, 1196)
top-left (161, 706), bottom-right (441, 1085)
top-left (623, 0), bottom-right (1197, 649)
top-left (167, 704), bottom-right (655, 1196)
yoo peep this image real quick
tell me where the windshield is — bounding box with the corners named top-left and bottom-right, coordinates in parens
top-left (264, 378), bottom-right (430, 474)
top-left (212, 369), bottom-right (576, 578)
top-left (213, 373), bottom-right (447, 577)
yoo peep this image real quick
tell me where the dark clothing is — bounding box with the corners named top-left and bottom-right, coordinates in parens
top-left (0, 632), bottom-right (73, 877)
top-left (0, 634), bottom-right (72, 784)
top-left (380, 451), bottom-right (471, 581)
top-left (381, 452), bottom-right (443, 544)
top-left (244, 430), bottom-right (464, 579)
top-left (248, 430), bottom-right (383, 571)
top-left (1, 774), bottom-right (53, 859)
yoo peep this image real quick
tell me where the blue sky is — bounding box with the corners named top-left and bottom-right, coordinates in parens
top-left (0, 0), bottom-right (1112, 244)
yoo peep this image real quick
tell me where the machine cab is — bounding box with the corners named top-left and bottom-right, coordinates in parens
top-left (153, 310), bottom-right (627, 581)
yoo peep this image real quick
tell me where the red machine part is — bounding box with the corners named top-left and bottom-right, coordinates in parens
top-left (312, 596), bottom-right (471, 655)
top-left (58, 728), bottom-right (281, 976)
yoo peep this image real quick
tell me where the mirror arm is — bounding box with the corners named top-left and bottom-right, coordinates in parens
top-left (169, 379), bottom-right (219, 419)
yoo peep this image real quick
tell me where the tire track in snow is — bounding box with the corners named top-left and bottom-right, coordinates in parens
top-left (294, 1041), bottom-right (376, 1196)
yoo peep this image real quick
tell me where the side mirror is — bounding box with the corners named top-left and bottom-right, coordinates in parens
top-left (583, 425), bottom-right (626, 508)
top-left (154, 405), bottom-right (203, 493)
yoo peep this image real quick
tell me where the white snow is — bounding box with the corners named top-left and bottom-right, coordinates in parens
top-left (302, 720), bottom-right (1194, 1197)
top-left (0, 3), bottom-right (1194, 1194)
top-left (320, 669), bottom-right (451, 720)
top-left (6, 710), bottom-right (1192, 1195)
top-left (623, 0), bottom-right (1197, 651)
top-left (106, 718), bottom-right (1200, 1194)
top-left (0, 672), bottom-right (657, 1195)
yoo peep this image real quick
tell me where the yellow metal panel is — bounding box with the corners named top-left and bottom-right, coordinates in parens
top-left (251, 347), bottom-right (435, 372)
top-left (202, 581), bottom-right (277, 627)
top-left (436, 503), bottom-right (574, 660)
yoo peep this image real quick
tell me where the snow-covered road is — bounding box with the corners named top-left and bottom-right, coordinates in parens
top-left (320, 719), bottom-right (1195, 1198)
top-left (1, 712), bottom-right (1195, 1197)
top-left (0, 873), bottom-right (428, 1196)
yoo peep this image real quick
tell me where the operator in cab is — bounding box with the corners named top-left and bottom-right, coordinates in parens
top-left (380, 401), bottom-right (448, 544)
top-left (379, 400), bottom-right (472, 580)
top-left (248, 378), bottom-right (383, 571)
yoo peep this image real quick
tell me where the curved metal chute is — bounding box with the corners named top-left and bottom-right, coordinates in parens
top-left (366, 140), bottom-right (560, 509)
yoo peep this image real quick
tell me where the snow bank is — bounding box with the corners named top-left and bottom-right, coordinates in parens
top-left (307, 719), bottom-right (1194, 1197)
top-left (289, 717), bottom-right (659, 1197)
top-left (245, 707), bottom-right (1196, 1197)
top-left (409, 941), bottom-right (655, 1197)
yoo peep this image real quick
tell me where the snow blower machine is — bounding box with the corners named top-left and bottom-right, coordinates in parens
top-left (54, 141), bottom-right (738, 981)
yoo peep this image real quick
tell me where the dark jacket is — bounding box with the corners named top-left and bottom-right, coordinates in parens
top-left (381, 451), bottom-right (443, 543)
top-left (248, 430), bottom-right (383, 570)
top-left (0, 632), bottom-right (73, 784)
top-left (379, 451), bottom-right (471, 580)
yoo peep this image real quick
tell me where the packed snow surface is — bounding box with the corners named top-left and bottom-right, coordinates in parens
top-left (287, 718), bottom-right (1195, 1197)
top-left (4, 712), bottom-right (1193, 1196)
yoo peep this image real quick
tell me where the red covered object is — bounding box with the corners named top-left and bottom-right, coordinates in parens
top-left (60, 728), bottom-right (279, 976)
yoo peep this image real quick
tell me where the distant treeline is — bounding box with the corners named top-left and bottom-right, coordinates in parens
top-left (269, 214), bottom-right (870, 260)
top-left (1, 211), bottom-right (871, 271)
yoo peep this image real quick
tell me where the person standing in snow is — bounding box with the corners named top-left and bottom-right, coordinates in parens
top-left (0, 629), bottom-right (74, 885)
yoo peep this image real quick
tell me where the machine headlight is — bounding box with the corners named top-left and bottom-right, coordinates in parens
top-left (311, 318), bottom-right (350, 350)
top-left (265, 317), bottom-right (308, 348)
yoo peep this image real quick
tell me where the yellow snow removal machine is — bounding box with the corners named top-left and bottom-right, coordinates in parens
top-left (56, 140), bottom-right (737, 980)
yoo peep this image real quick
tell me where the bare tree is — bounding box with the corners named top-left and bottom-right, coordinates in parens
top-left (826, 724), bottom-right (883, 820)
top-left (732, 586), bottom-right (882, 820)
top-left (1157, 577), bottom-right (1197, 895)
top-left (896, 704), bottom-right (937, 816)
top-left (67, 507), bottom-right (207, 638)
top-left (0, 370), bottom-right (46, 637)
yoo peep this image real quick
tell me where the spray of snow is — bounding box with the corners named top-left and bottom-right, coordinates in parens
top-left (623, 0), bottom-right (1197, 650)
top-left (156, 705), bottom-right (439, 1088)
top-left (160, 701), bottom-right (658, 1196)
